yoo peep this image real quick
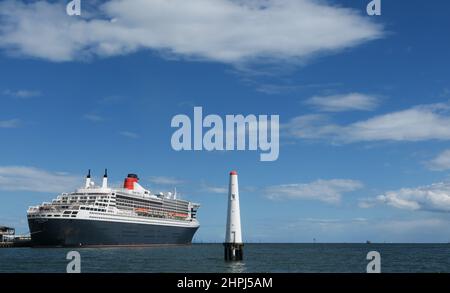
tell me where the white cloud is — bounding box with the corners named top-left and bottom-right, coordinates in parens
top-left (366, 182), bottom-right (450, 212)
top-left (149, 176), bottom-right (184, 185)
top-left (290, 217), bottom-right (368, 226)
top-left (284, 103), bottom-right (450, 143)
top-left (0, 166), bottom-right (80, 193)
top-left (374, 218), bottom-right (449, 237)
top-left (3, 89), bottom-right (41, 98)
top-left (358, 198), bottom-right (377, 208)
top-left (265, 179), bottom-right (363, 204)
top-left (0, 0), bottom-right (383, 64)
top-left (201, 185), bottom-right (228, 194)
top-left (119, 131), bottom-right (139, 138)
top-left (304, 93), bottom-right (379, 112)
top-left (427, 149), bottom-right (450, 171)
top-left (0, 119), bottom-right (21, 128)
top-left (83, 114), bottom-right (104, 122)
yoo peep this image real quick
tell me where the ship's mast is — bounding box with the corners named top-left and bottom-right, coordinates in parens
top-left (85, 169), bottom-right (91, 188)
top-left (102, 169), bottom-right (108, 189)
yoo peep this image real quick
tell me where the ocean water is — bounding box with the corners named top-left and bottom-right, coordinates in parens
top-left (0, 243), bottom-right (449, 273)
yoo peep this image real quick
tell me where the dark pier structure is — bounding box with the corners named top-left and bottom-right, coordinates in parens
top-left (224, 242), bottom-right (244, 261)
top-left (0, 226), bottom-right (31, 248)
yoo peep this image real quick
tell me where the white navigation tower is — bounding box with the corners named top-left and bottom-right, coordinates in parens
top-left (224, 170), bottom-right (243, 261)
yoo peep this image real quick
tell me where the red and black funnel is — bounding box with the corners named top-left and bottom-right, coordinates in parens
top-left (123, 173), bottom-right (139, 190)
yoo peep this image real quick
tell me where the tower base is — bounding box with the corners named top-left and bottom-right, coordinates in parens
top-left (223, 242), bottom-right (244, 261)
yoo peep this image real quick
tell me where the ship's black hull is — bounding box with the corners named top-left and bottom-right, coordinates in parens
top-left (28, 218), bottom-right (199, 247)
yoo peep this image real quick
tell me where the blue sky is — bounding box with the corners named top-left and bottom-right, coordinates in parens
top-left (1, 0), bottom-right (450, 242)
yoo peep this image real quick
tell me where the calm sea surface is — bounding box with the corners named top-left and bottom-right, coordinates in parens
top-left (1, 243), bottom-right (449, 273)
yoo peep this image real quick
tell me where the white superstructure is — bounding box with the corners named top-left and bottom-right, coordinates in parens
top-left (27, 170), bottom-right (200, 230)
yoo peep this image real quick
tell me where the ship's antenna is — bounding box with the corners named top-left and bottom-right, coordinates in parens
top-left (102, 168), bottom-right (108, 189)
top-left (85, 169), bottom-right (92, 188)
top-left (174, 187), bottom-right (177, 200)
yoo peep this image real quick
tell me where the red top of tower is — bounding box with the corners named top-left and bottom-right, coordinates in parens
top-left (230, 170), bottom-right (237, 175)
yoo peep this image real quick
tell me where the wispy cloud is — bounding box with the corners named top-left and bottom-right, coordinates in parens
top-left (99, 95), bottom-right (124, 105)
top-left (284, 217), bottom-right (450, 242)
top-left (374, 218), bottom-right (449, 236)
top-left (286, 217), bottom-right (368, 230)
top-left (254, 82), bottom-right (342, 95)
top-left (304, 93), bottom-right (380, 112)
top-left (83, 114), bottom-right (104, 122)
top-left (256, 84), bottom-right (300, 95)
top-left (0, 166), bottom-right (80, 193)
top-left (149, 176), bottom-right (185, 185)
top-left (199, 181), bottom-right (260, 195)
top-left (358, 198), bottom-right (378, 209)
top-left (119, 131), bottom-right (139, 139)
top-left (265, 179), bottom-right (363, 204)
top-left (439, 88), bottom-right (450, 98)
top-left (426, 149), bottom-right (450, 171)
top-left (0, 0), bottom-right (383, 65)
top-left (0, 119), bottom-right (21, 128)
top-left (201, 184), bottom-right (228, 194)
top-left (284, 103), bottom-right (450, 143)
top-left (361, 181), bottom-right (450, 213)
top-left (3, 89), bottom-right (41, 98)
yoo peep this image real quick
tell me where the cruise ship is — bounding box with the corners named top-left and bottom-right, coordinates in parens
top-left (27, 170), bottom-right (200, 247)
